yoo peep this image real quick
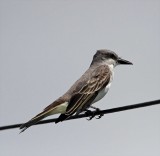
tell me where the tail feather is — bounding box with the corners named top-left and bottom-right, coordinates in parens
top-left (19, 111), bottom-right (47, 133)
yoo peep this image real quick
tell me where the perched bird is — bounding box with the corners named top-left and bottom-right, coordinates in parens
top-left (20, 49), bottom-right (132, 133)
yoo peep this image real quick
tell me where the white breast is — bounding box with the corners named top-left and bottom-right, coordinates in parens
top-left (92, 83), bottom-right (111, 104)
top-left (92, 68), bottom-right (114, 104)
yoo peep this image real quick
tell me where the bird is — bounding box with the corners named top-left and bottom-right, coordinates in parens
top-left (20, 49), bottom-right (132, 133)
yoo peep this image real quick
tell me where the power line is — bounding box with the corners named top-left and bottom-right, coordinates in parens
top-left (0, 99), bottom-right (160, 131)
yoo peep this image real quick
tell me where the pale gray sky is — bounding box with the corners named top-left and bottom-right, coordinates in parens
top-left (0, 0), bottom-right (160, 156)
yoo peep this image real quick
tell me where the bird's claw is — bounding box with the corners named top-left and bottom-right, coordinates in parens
top-left (86, 115), bottom-right (95, 121)
top-left (95, 114), bottom-right (104, 119)
top-left (85, 108), bottom-right (104, 120)
top-left (85, 110), bottom-right (95, 120)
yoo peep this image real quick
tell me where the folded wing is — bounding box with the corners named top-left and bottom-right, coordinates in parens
top-left (55, 65), bottom-right (111, 123)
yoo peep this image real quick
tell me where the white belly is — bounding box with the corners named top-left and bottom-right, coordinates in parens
top-left (92, 69), bottom-right (114, 104)
top-left (92, 83), bottom-right (111, 104)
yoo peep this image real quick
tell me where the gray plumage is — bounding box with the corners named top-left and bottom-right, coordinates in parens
top-left (20, 49), bottom-right (132, 132)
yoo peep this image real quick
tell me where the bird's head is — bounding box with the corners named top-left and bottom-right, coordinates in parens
top-left (90, 49), bottom-right (133, 67)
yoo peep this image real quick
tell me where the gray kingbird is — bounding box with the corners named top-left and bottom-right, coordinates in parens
top-left (20, 49), bottom-right (132, 133)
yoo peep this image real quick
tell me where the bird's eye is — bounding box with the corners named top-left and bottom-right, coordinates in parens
top-left (110, 54), bottom-right (115, 59)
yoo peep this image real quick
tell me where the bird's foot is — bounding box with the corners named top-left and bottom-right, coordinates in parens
top-left (93, 108), bottom-right (104, 119)
top-left (90, 106), bottom-right (104, 119)
top-left (86, 114), bottom-right (95, 121)
top-left (95, 113), bottom-right (104, 119)
top-left (85, 110), bottom-right (95, 120)
top-left (85, 108), bottom-right (104, 120)
top-left (90, 106), bottom-right (100, 111)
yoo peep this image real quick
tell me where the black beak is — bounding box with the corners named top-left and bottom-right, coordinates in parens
top-left (117, 58), bottom-right (133, 65)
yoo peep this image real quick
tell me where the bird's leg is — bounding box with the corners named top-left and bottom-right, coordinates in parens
top-left (90, 106), bottom-right (100, 111)
top-left (85, 110), bottom-right (96, 121)
top-left (85, 106), bottom-right (104, 120)
top-left (89, 106), bottom-right (104, 119)
top-left (95, 113), bottom-right (104, 119)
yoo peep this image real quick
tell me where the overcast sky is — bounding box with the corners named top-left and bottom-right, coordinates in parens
top-left (1, 0), bottom-right (160, 156)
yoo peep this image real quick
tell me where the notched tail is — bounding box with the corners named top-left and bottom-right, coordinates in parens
top-left (19, 111), bottom-right (47, 133)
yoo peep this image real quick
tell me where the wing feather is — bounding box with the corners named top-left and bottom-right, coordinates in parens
top-left (65, 65), bottom-right (111, 116)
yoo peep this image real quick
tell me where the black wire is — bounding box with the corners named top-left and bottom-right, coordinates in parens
top-left (0, 99), bottom-right (160, 131)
